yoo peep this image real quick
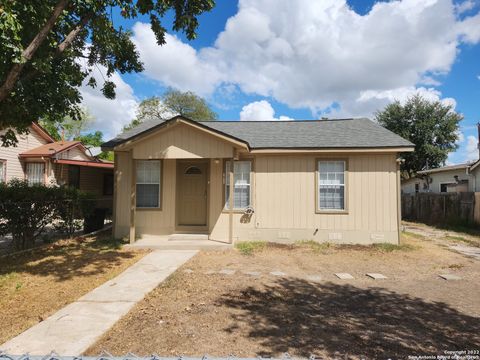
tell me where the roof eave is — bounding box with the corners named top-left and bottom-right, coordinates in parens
top-left (418, 165), bottom-right (469, 175)
top-left (250, 146), bottom-right (415, 153)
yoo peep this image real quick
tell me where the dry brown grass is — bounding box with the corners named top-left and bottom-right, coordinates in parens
top-left (87, 233), bottom-right (480, 358)
top-left (0, 232), bottom-right (147, 344)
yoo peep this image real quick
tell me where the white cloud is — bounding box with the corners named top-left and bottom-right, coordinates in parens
top-left (80, 67), bottom-right (138, 139)
top-left (456, 130), bottom-right (465, 144)
top-left (129, 0), bottom-right (480, 118)
top-left (465, 135), bottom-right (479, 161)
top-left (239, 100), bottom-right (292, 121)
top-left (457, 12), bottom-right (480, 43)
top-left (131, 23), bottom-right (222, 96)
top-left (331, 86), bottom-right (457, 118)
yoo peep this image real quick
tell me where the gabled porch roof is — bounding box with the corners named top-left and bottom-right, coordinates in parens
top-left (103, 116), bottom-right (250, 152)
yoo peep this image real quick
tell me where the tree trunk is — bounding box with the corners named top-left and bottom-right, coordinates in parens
top-left (0, 0), bottom-right (69, 102)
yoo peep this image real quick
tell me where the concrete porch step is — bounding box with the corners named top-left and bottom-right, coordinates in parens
top-left (168, 233), bottom-right (209, 241)
top-left (125, 236), bottom-right (231, 251)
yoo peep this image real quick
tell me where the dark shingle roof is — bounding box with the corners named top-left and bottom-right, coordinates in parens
top-left (102, 116), bottom-right (414, 150)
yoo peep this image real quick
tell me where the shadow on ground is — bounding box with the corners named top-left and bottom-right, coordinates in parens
top-left (0, 235), bottom-right (135, 282)
top-left (219, 278), bottom-right (480, 358)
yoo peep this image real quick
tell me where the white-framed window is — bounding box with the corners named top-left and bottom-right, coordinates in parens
top-left (225, 160), bottom-right (251, 209)
top-left (0, 160), bottom-right (6, 183)
top-left (136, 160), bottom-right (161, 208)
top-left (26, 162), bottom-right (45, 185)
top-left (318, 160), bottom-right (346, 211)
top-left (439, 183), bottom-right (451, 193)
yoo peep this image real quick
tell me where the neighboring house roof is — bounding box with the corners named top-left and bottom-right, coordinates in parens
top-left (19, 140), bottom-right (114, 169)
top-left (87, 146), bottom-right (102, 156)
top-left (19, 140), bottom-right (85, 158)
top-left (469, 159), bottom-right (480, 172)
top-left (31, 122), bottom-right (55, 143)
top-left (417, 163), bottom-right (471, 175)
top-left (102, 116), bottom-right (414, 150)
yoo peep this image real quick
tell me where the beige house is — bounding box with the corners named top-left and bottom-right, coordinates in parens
top-left (0, 123), bottom-right (114, 201)
top-left (103, 116), bottom-right (414, 245)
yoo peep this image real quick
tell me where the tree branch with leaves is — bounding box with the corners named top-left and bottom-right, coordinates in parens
top-left (0, 0), bottom-right (215, 145)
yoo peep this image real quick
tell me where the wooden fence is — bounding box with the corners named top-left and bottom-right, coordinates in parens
top-left (401, 192), bottom-right (480, 225)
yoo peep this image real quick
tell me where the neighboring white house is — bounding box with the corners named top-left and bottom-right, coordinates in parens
top-left (401, 162), bottom-right (477, 194)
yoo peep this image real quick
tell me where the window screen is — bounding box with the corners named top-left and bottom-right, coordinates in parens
top-left (26, 163), bottom-right (45, 185)
top-left (318, 160), bottom-right (345, 210)
top-left (225, 161), bottom-right (251, 209)
top-left (136, 160), bottom-right (160, 208)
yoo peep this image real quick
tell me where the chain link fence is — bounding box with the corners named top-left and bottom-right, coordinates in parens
top-left (0, 353), bottom-right (316, 360)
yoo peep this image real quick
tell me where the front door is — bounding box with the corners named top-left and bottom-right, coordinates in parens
top-left (177, 161), bottom-right (208, 227)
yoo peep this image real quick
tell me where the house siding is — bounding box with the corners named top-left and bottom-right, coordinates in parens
top-left (0, 127), bottom-right (49, 182)
top-left (209, 154), bottom-right (399, 244)
top-left (132, 122), bottom-right (234, 159)
top-left (114, 150), bottom-right (400, 244)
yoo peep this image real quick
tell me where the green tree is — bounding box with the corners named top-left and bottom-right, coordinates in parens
top-left (77, 130), bottom-right (103, 147)
top-left (163, 88), bottom-right (218, 121)
top-left (375, 95), bottom-right (463, 178)
top-left (123, 89), bottom-right (217, 131)
top-left (40, 110), bottom-right (113, 160)
top-left (39, 107), bottom-right (93, 141)
top-left (38, 121), bottom-right (62, 141)
top-left (0, 0), bottom-right (215, 146)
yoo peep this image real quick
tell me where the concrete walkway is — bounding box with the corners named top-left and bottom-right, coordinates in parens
top-left (404, 223), bottom-right (480, 261)
top-left (1, 250), bottom-right (197, 356)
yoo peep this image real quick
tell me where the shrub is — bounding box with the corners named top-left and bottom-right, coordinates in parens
top-left (0, 180), bottom-right (60, 250)
top-left (54, 186), bottom-right (95, 237)
top-left (0, 180), bottom-right (96, 250)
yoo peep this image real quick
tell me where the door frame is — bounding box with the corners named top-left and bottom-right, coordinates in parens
top-left (175, 159), bottom-right (210, 233)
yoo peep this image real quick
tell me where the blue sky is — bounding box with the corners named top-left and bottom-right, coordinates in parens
top-left (80, 0), bottom-right (480, 164)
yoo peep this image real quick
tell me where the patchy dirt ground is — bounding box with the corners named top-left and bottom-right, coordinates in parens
top-left (0, 232), bottom-right (147, 345)
top-left (87, 233), bottom-right (480, 359)
top-left (404, 221), bottom-right (480, 248)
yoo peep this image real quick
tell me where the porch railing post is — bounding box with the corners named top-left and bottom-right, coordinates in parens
top-left (228, 156), bottom-right (234, 243)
